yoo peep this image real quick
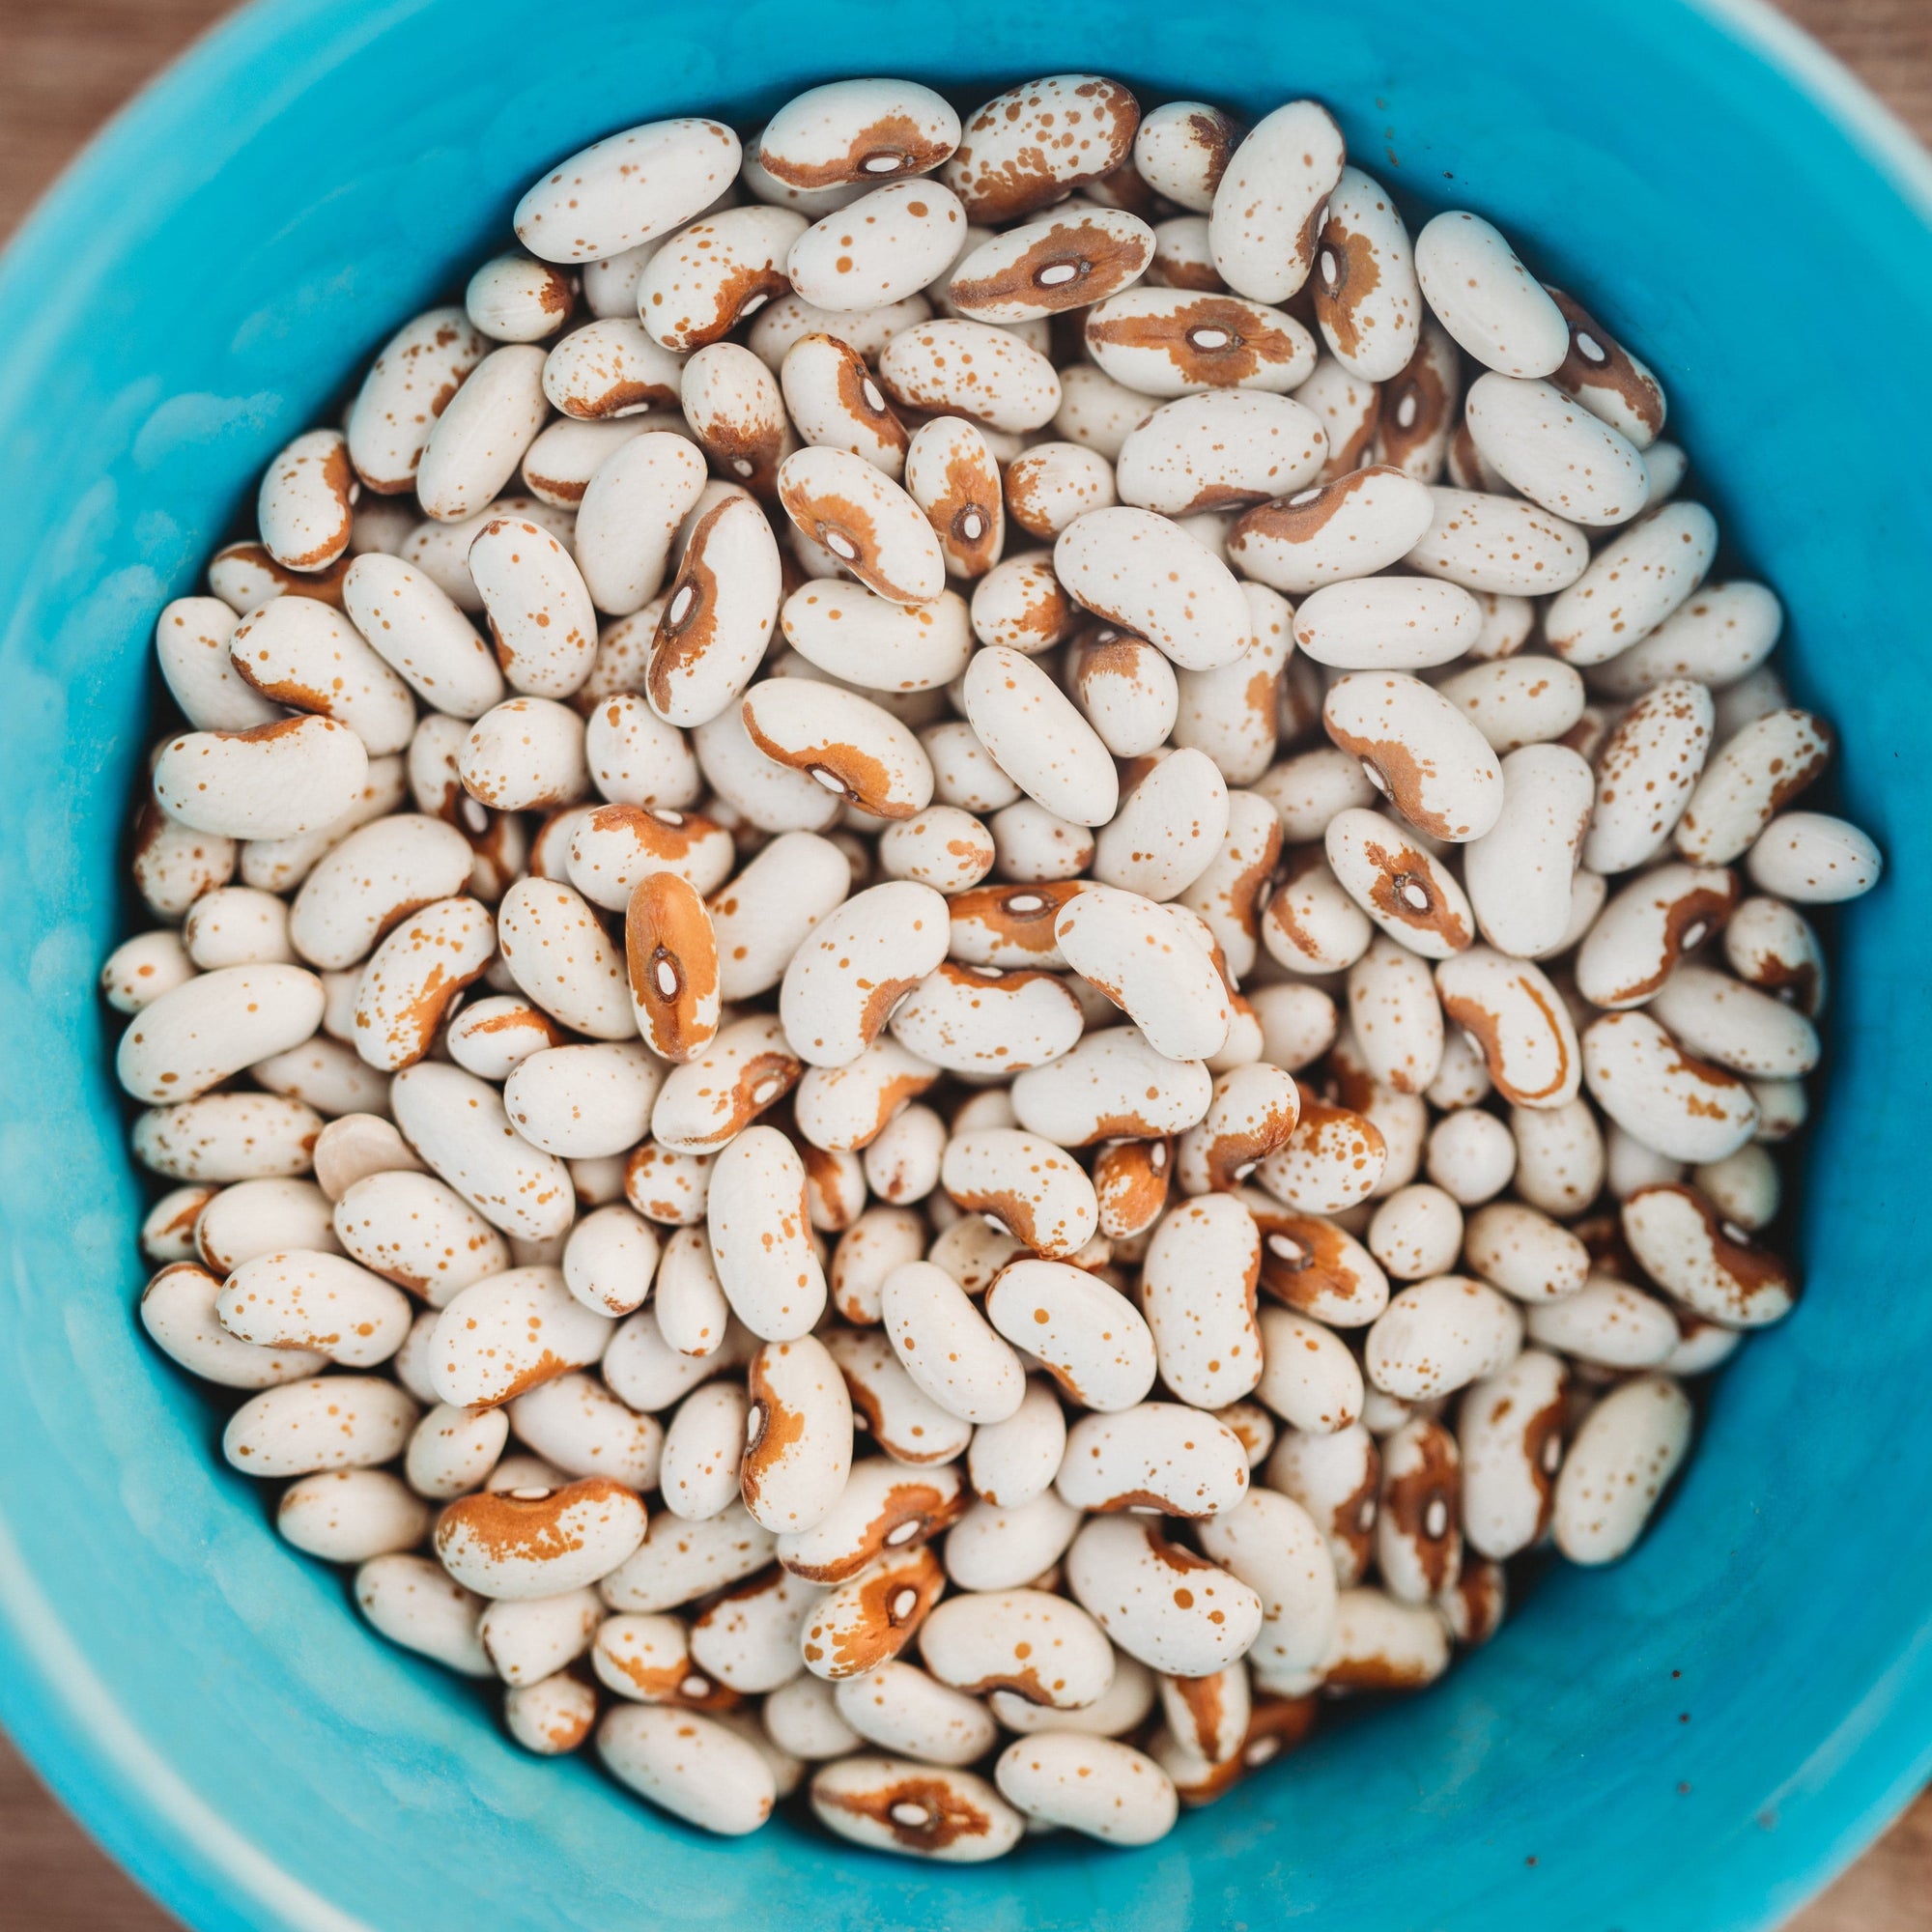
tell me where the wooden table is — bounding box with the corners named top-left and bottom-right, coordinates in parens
top-left (1, 3), bottom-right (1927, 1926)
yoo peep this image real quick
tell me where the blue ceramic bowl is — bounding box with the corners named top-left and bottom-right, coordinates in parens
top-left (1, 1), bottom-right (1928, 1926)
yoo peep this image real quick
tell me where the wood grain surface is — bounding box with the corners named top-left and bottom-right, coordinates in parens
top-left (0, 4), bottom-right (1925, 1928)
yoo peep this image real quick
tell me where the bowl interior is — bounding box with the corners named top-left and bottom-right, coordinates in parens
top-left (2, 1), bottom-right (1930, 1928)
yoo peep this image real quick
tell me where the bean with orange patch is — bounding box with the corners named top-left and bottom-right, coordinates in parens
top-left (1171, 803), bottom-right (1285, 983)
top-left (810, 1754), bottom-right (1022, 1862)
top-left (776, 444), bottom-right (946, 605)
top-left (1155, 1658), bottom-right (1251, 1767)
top-left (948, 210), bottom-right (1154, 326)
top-left (258, 427), bottom-right (357, 575)
top-left (1264, 1420), bottom-right (1378, 1585)
top-left (1458, 1347), bottom-right (1569, 1561)
top-left (1581, 1007), bottom-right (1762, 1166)
top-left (641, 494), bottom-right (782, 729)
top-left (968, 551), bottom-right (1079, 659)
top-left (736, 1333), bottom-right (852, 1535)
top-left (1648, 963), bottom-right (1819, 1081)
top-left (1176, 1065), bottom-right (1302, 1197)
top-left (1091, 1137), bottom-right (1172, 1241)
top-left (349, 895), bottom-right (495, 1072)
top-left (941, 74), bottom-right (1140, 224)
top-left (779, 878), bottom-right (950, 1069)
top-left (625, 870), bottom-right (722, 1064)
top-left (799, 1542), bottom-right (943, 1680)
top-left (210, 540), bottom-right (355, 618)
top-left (1119, 393), bottom-right (1328, 524)
top-left (565, 802), bottom-right (732, 913)
top-left (821, 1324), bottom-right (975, 1468)
top-left (1006, 442), bottom-right (1119, 543)
top-left (741, 677), bottom-right (934, 819)
top-left (1372, 317), bottom-right (1460, 481)
top-left (758, 79), bottom-right (959, 190)
top-left (423, 1260), bottom-right (612, 1408)
top-left (155, 713), bottom-right (374, 844)
top-left (1309, 166), bottom-right (1421, 382)
top-left (1084, 288), bottom-right (1315, 398)
top-left (1375, 1415), bottom-right (1463, 1605)
top-left (1722, 895), bottom-right (1825, 1017)
top-left (137, 1181), bottom-right (219, 1264)
top-left (465, 249), bottom-right (576, 344)
top-left (634, 205), bottom-right (807, 353)
top-left (593, 1610), bottom-right (729, 1709)
top-left (1675, 708), bottom-right (1833, 867)
top-left (1155, 1689), bottom-right (1320, 1800)
top-left (1621, 1180), bottom-right (1797, 1328)
top-left (1143, 213), bottom-right (1222, 292)
top-left (1321, 1585), bottom-right (1450, 1690)
top-left (1133, 101), bottom-right (1240, 213)
top-left (681, 341), bottom-right (795, 500)
top-left (875, 806), bottom-right (995, 894)
top-left (777, 1457), bottom-right (967, 1585)
top-left (791, 1036), bottom-right (940, 1155)
top-left (902, 415), bottom-right (1005, 578)
top-left (505, 1671), bottom-right (598, 1756)
top-left (779, 332), bottom-right (908, 477)
top-left (939, 1127), bottom-right (1099, 1264)
top-left (1576, 861), bottom-right (1741, 1011)
top-left (1253, 1084), bottom-right (1388, 1218)
top-left (889, 959), bottom-right (1084, 1075)
top-left (1544, 284), bottom-right (1666, 449)
top-left (1324, 671), bottom-right (1505, 843)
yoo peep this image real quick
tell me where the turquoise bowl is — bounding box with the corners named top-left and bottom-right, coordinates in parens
top-left (1, 1), bottom-right (1928, 1926)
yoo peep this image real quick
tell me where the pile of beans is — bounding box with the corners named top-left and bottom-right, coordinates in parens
top-left (105, 73), bottom-right (1884, 1857)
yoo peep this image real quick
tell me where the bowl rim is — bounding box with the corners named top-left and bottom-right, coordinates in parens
top-left (2, 2), bottom-right (1930, 1928)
